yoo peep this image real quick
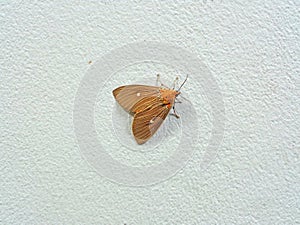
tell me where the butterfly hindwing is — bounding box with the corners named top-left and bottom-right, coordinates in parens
top-left (131, 96), bottom-right (171, 144)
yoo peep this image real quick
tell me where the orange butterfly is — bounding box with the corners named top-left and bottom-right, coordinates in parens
top-left (113, 75), bottom-right (188, 144)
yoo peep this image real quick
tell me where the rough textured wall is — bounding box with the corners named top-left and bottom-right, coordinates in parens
top-left (1, 0), bottom-right (299, 224)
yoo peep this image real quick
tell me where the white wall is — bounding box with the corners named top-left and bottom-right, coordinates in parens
top-left (1, 0), bottom-right (299, 224)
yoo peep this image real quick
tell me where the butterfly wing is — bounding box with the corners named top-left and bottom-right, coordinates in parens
top-left (113, 85), bottom-right (159, 113)
top-left (131, 96), bottom-right (171, 144)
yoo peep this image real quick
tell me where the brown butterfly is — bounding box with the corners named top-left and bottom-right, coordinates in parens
top-left (113, 74), bottom-right (188, 144)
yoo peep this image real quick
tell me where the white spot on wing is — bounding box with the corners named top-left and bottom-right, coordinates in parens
top-left (137, 92), bottom-right (141, 97)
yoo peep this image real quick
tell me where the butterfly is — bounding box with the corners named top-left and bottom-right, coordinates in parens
top-left (113, 74), bottom-right (188, 144)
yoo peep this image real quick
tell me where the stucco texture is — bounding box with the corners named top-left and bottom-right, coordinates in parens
top-left (1, 0), bottom-right (299, 224)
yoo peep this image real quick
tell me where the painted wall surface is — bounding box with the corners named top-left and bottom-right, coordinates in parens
top-left (1, 1), bottom-right (299, 224)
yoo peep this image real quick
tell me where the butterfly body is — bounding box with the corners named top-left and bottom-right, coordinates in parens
top-left (113, 76), bottom-right (187, 145)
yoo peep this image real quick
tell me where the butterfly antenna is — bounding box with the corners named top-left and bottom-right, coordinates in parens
top-left (177, 74), bottom-right (188, 92)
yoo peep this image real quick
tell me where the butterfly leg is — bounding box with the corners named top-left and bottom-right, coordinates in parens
top-left (156, 74), bottom-right (169, 88)
top-left (170, 105), bottom-right (180, 118)
top-left (156, 74), bottom-right (160, 86)
top-left (172, 76), bottom-right (179, 90)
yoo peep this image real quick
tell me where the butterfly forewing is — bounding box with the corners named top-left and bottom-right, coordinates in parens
top-left (113, 85), bottom-right (159, 113)
top-left (131, 96), bottom-right (171, 144)
top-left (130, 96), bottom-right (158, 113)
